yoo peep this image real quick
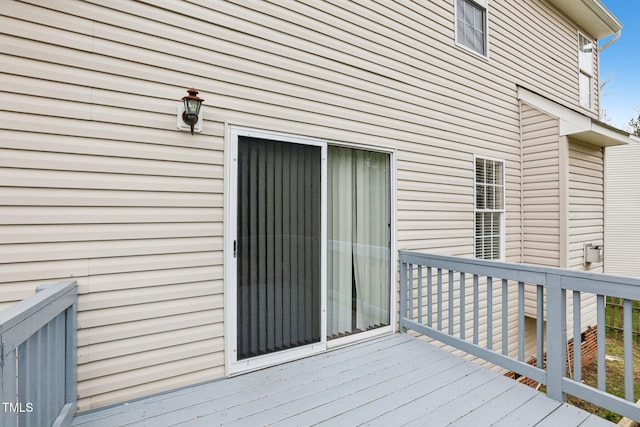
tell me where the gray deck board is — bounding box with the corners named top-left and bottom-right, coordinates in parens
top-left (158, 338), bottom-right (438, 426)
top-left (449, 379), bottom-right (541, 425)
top-left (491, 393), bottom-right (565, 427)
top-left (270, 352), bottom-right (467, 426)
top-left (71, 334), bottom-right (615, 427)
top-left (400, 376), bottom-right (521, 427)
top-left (536, 403), bottom-right (593, 426)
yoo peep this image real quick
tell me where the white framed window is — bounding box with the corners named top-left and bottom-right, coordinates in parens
top-left (474, 156), bottom-right (505, 260)
top-left (578, 33), bottom-right (594, 109)
top-left (455, 0), bottom-right (488, 57)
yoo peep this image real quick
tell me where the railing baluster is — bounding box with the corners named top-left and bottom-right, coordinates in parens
top-left (473, 274), bottom-right (479, 345)
top-left (396, 250), bottom-right (640, 421)
top-left (408, 263), bottom-right (414, 321)
top-left (518, 281), bottom-right (525, 361)
top-left (573, 290), bottom-right (582, 382)
top-left (54, 313), bottom-right (65, 416)
top-left (437, 268), bottom-right (443, 331)
top-left (487, 276), bottom-right (493, 350)
top-left (399, 258), bottom-right (407, 332)
top-left (417, 265), bottom-right (423, 324)
top-left (537, 284), bottom-right (544, 369)
top-left (427, 266), bottom-right (432, 327)
top-left (624, 298), bottom-right (633, 401)
top-left (460, 272), bottom-right (466, 340)
top-left (597, 293), bottom-right (606, 391)
top-left (448, 270), bottom-right (454, 334)
top-left (502, 279), bottom-right (508, 355)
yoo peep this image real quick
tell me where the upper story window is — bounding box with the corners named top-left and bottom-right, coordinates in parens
top-left (578, 33), bottom-right (594, 109)
top-left (475, 157), bottom-right (504, 260)
top-left (456, 0), bottom-right (488, 57)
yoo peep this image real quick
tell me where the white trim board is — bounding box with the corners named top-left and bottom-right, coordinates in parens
top-left (517, 86), bottom-right (630, 147)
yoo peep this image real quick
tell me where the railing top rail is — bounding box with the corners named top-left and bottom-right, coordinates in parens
top-left (399, 250), bottom-right (640, 299)
top-left (0, 279), bottom-right (77, 335)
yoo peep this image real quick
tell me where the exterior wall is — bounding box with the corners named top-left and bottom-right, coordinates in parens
top-left (0, 0), bottom-right (603, 410)
top-left (520, 111), bottom-right (603, 354)
top-left (568, 140), bottom-right (604, 272)
top-left (520, 103), bottom-right (560, 322)
top-left (567, 139), bottom-right (604, 332)
top-left (605, 139), bottom-right (640, 277)
top-left (496, 1), bottom-right (600, 119)
top-left (521, 103), bottom-right (561, 268)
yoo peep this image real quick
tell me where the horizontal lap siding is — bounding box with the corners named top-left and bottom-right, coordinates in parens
top-left (521, 104), bottom-right (560, 268)
top-left (605, 141), bottom-right (640, 277)
top-left (0, 0), bottom-right (590, 410)
top-left (521, 104), bottom-right (559, 321)
top-left (569, 140), bottom-right (604, 272)
top-left (568, 141), bottom-right (604, 328)
top-left (0, 0), bottom-right (226, 410)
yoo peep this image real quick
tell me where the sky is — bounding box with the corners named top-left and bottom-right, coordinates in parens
top-left (599, 0), bottom-right (640, 131)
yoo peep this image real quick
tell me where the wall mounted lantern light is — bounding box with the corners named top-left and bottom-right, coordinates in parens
top-left (177, 88), bottom-right (204, 134)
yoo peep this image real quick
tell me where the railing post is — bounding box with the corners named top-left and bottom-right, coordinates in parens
top-left (546, 273), bottom-right (567, 402)
top-left (399, 252), bottom-right (407, 333)
top-left (0, 280), bottom-right (77, 427)
top-left (1, 341), bottom-right (18, 427)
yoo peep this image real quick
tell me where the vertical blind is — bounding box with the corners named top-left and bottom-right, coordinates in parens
top-left (236, 137), bottom-right (321, 360)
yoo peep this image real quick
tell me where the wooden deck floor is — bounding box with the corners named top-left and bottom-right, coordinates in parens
top-left (71, 334), bottom-right (614, 426)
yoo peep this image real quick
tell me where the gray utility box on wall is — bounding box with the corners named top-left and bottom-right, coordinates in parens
top-left (584, 243), bottom-right (603, 264)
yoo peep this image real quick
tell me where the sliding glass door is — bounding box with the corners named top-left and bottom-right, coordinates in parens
top-left (236, 136), bottom-right (322, 360)
top-left (327, 146), bottom-right (391, 338)
top-left (230, 129), bottom-right (391, 369)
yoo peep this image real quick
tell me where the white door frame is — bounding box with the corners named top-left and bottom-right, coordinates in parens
top-left (224, 125), bottom-right (396, 375)
top-left (225, 126), bottom-right (328, 374)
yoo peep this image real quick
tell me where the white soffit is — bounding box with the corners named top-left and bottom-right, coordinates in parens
top-left (547, 0), bottom-right (622, 39)
top-left (518, 87), bottom-right (631, 147)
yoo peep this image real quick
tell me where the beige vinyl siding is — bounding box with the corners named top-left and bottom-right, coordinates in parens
top-left (521, 103), bottom-right (561, 268)
top-left (605, 140), bottom-right (640, 277)
top-left (520, 103), bottom-right (560, 323)
top-left (493, 0), bottom-right (599, 117)
top-left (0, 0), bottom-right (597, 410)
top-left (520, 109), bottom-right (602, 339)
top-left (568, 140), bottom-right (604, 271)
top-left (567, 140), bottom-right (604, 328)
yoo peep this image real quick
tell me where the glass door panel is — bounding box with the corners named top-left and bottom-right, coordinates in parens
top-left (327, 146), bottom-right (391, 339)
top-left (236, 136), bottom-right (321, 360)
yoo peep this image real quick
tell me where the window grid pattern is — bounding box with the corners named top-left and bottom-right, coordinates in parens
top-left (456, 0), bottom-right (486, 56)
top-left (475, 158), bottom-right (504, 260)
top-left (578, 34), bottom-right (594, 108)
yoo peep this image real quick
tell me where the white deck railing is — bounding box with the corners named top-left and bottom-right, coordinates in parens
top-left (0, 280), bottom-right (77, 427)
top-left (399, 250), bottom-right (640, 422)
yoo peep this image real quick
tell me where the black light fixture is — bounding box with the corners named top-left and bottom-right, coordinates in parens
top-left (181, 88), bottom-right (204, 135)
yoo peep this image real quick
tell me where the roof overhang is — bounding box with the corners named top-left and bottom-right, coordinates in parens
top-left (546, 0), bottom-right (622, 39)
top-left (518, 86), bottom-right (631, 147)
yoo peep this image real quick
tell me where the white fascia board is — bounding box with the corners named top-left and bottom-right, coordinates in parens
top-left (570, 121), bottom-right (630, 147)
top-left (517, 86), bottom-right (630, 147)
top-left (517, 87), bottom-right (589, 132)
